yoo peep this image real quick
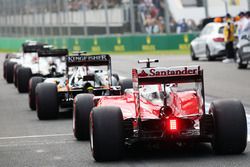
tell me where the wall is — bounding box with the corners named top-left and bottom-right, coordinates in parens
top-left (0, 33), bottom-right (196, 53)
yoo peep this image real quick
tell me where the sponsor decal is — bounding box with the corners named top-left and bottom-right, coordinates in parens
top-left (142, 36), bottom-right (156, 51)
top-left (73, 39), bottom-right (81, 51)
top-left (114, 37), bottom-right (125, 52)
top-left (91, 37), bottom-right (101, 52)
top-left (138, 66), bottom-right (200, 78)
top-left (67, 55), bottom-right (109, 63)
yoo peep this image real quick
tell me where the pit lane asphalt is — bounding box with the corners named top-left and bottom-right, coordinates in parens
top-left (0, 54), bottom-right (250, 167)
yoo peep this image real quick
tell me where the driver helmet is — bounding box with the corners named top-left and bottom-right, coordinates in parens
top-left (87, 86), bottom-right (94, 93)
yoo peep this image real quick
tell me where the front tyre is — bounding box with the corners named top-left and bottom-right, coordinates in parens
top-left (36, 83), bottom-right (58, 120)
top-left (6, 61), bottom-right (17, 83)
top-left (17, 67), bottom-right (32, 93)
top-left (209, 99), bottom-right (247, 154)
top-left (29, 76), bottom-right (44, 110)
top-left (90, 106), bottom-right (124, 161)
top-left (119, 78), bottom-right (133, 94)
top-left (3, 60), bottom-right (9, 80)
top-left (13, 64), bottom-right (22, 87)
top-left (73, 94), bottom-right (94, 140)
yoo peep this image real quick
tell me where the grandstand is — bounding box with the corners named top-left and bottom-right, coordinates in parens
top-left (0, 0), bottom-right (249, 36)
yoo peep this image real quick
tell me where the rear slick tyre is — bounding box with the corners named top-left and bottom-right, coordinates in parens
top-left (119, 79), bottom-right (133, 94)
top-left (90, 106), bottom-right (124, 161)
top-left (36, 83), bottom-right (58, 120)
top-left (73, 94), bottom-right (94, 140)
top-left (17, 67), bottom-right (32, 93)
top-left (209, 99), bottom-right (247, 154)
top-left (6, 61), bottom-right (16, 83)
top-left (13, 64), bottom-right (22, 87)
top-left (29, 76), bottom-right (44, 110)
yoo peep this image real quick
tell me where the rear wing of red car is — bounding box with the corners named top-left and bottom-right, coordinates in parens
top-left (132, 65), bottom-right (203, 85)
top-left (132, 65), bottom-right (206, 118)
top-left (66, 54), bottom-right (111, 67)
top-left (38, 49), bottom-right (68, 57)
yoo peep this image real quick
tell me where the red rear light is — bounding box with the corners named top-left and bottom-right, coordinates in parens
top-left (213, 37), bottom-right (224, 42)
top-left (166, 118), bottom-right (179, 132)
top-left (169, 119), bottom-right (177, 130)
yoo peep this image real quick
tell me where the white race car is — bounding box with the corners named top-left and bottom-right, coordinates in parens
top-left (14, 41), bottom-right (66, 93)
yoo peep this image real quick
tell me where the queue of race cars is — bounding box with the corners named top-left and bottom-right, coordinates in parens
top-left (2, 40), bottom-right (248, 161)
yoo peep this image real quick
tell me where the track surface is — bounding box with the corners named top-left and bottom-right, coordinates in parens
top-left (0, 54), bottom-right (250, 167)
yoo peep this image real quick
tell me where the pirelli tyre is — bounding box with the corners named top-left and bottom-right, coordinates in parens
top-left (90, 106), bottom-right (124, 161)
top-left (73, 94), bottom-right (94, 140)
top-left (13, 64), bottom-right (22, 88)
top-left (36, 83), bottom-right (59, 120)
top-left (6, 61), bottom-right (17, 83)
top-left (29, 76), bottom-right (44, 110)
top-left (3, 60), bottom-right (9, 80)
top-left (209, 99), bottom-right (247, 154)
top-left (119, 78), bottom-right (133, 94)
top-left (17, 67), bottom-right (32, 93)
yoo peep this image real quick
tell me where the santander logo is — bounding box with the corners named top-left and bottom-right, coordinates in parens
top-left (138, 70), bottom-right (148, 77)
top-left (137, 66), bottom-right (200, 78)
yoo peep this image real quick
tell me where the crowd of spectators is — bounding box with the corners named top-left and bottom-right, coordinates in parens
top-left (137, 0), bottom-right (165, 34)
top-left (136, 0), bottom-right (197, 34)
top-left (67, 0), bottom-right (122, 11)
top-left (15, 0), bottom-right (199, 34)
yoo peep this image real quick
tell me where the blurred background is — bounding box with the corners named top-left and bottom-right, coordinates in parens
top-left (0, 0), bottom-right (249, 53)
top-left (0, 0), bottom-right (248, 37)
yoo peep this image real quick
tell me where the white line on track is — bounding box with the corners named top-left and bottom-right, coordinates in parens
top-left (0, 133), bottom-right (73, 140)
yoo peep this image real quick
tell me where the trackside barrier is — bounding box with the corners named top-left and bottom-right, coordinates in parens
top-left (0, 33), bottom-right (197, 53)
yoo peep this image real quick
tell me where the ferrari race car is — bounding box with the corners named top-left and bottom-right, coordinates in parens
top-left (74, 59), bottom-right (247, 161)
top-left (36, 53), bottom-right (128, 120)
top-left (235, 32), bottom-right (250, 69)
top-left (28, 48), bottom-right (68, 110)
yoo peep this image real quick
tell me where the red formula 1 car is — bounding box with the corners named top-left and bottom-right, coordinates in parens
top-left (75, 59), bottom-right (247, 161)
